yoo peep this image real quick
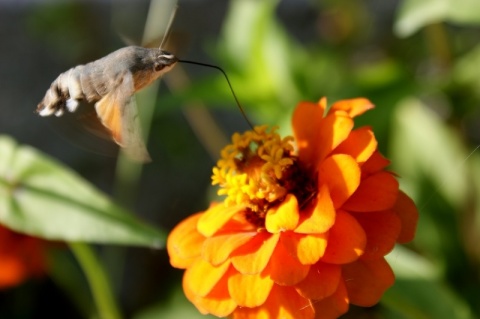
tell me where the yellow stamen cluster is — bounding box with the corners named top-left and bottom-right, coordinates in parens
top-left (212, 125), bottom-right (295, 213)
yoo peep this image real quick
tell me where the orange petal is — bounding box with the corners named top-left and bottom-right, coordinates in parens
top-left (183, 267), bottom-right (237, 317)
top-left (282, 232), bottom-right (328, 265)
top-left (231, 285), bottom-right (315, 319)
top-left (361, 150), bottom-right (390, 177)
top-left (314, 113), bottom-right (354, 168)
top-left (0, 256), bottom-right (26, 289)
top-left (319, 154), bottom-right (361, 209)
top-left (167, 213), bottom-right (204, 269)
top-left (332, 127), bottom-right (377, 164)
top-left (329, 98), bottom-right (374, 118)
top-left (293, 99), bottom-right (354, 170)
top-left (231, 233), bottom-right (279, 275)
top-left (265, 194), bottom-right (300, 233)
top-left (342, 258), bottom-right (395, 307)
top-left (343, 171), bottom-right (399, 212)
top-left (295, 234), bottom-right (328, 265)
top-left (295, 262), bottom-right (341, 300)
top-left (228, 272), bottom-right (274, 307)
top-left (392, 190), bottom-right (419, 243)
top-left (292, 100), bottom-right (327, 170)
top-left (351, 210), bottom-right (401, 260)
top-left (295, 185), bottom-right (335, 234)
top-left (266, 235), bottom-right (310, 285)
top-left (184, 259), bottom-right (231, 297)
top-left (321, 211), bottom-right (366, 264)
top-left (202, 232), bottom-right (257, 266)
top-left (311, 277), bottom-right (349, 319)
top-left (183, 271), bottom-right (209, 315)
top-left (197, 204), bottom-right (246, 237)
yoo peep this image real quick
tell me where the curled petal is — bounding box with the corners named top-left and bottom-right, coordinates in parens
top-left (292, 99), bottom-right (327, 170)
top-left (321, 211), bottom-right (366, 264)
top-left (361, 150), bottom-right (391, 177)
top-left (343, 172), bottom-right (399, 212)
top-left (184, 259), bottom-right (230, 297)
top-left (293, 99), bottom-right (354, 169)
top-left (311, 277), bottom-right (349, 319)
top-left (329, 98), bottom-right (374, 118)
top-left (167, 213), bottom-right (204, 269)
top-left (202, 232), bottom-right (257, 266)
top-left (352, 210), bottom-right (401, 260)
top-left (197, 204), bottom-right (246, 237)
top-left (392, 190), bottom-right (419, 243)
top-left (266, 236), bottom-right (310, 285)
top-left (319, 154), bottom-right (361, 209)
top-left (183, 268), bottom-right (237, 317)
top-left (265, 194), bottom-right (300, 233)
top-left (228, 272), bottom-right (274, 307)
top-left (183, 272), bottom-right (209, 315)
top-left (231, 233), bottom-right (279, 275)
top-left (295, 262), bottom-right (341, 300)
top-left (314, 113), bottom-right (354, 168)
top-left (295, 185), bottom-right (335, 234)
top-left (282, 232), bottom-right (328, 265)
top-left (342, 258), bottom-right (395, 307)
top-left (231, 285), bottom-right (315, 319)
top-left (333, 127), bottom-right (377, 164)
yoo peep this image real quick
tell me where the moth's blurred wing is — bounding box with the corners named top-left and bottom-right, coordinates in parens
top-left (44, 104), bottom-right (119, 158)
top-left (95, 72), bottom-right (151, 162)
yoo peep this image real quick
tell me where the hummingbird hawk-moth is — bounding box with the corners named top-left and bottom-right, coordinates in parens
top-left (36, 46), bottom-right (178, 162)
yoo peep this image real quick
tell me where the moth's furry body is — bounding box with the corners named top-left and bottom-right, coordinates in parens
top-left (37, 46), bottom-right (177, 162)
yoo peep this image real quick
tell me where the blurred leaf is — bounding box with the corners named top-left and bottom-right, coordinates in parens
top-left (26, 2), bottom-right (101, 61)
top-left (215, 0), bottom-right (304, 122)
top-left (382, 247), bottom-right (473, 319)
top-left (453, 43), bottom-right (480, 97)
top-left (0, 135), bottom-right (165, 247)
top-left (394, 0), bottom-right (480, 37)
top-left (48, 250), bottom-right (95, 318)
top-left (353, 58), bottom-right (404, 89)
top-left (390, 98), bottom-right (469, 208)
top-left (134, 285), bottom-right (215, 319)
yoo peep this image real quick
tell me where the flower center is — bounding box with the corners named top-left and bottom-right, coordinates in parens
top-left (212, 125), bottom-right (316, 226)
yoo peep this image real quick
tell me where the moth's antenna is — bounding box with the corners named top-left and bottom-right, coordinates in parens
top-left (159, 4), bottom-right (178, 49)
top-left (178, 59), bottom-right (254, 130)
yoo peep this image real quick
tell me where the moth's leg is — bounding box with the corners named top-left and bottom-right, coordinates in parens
top-left (37, 75), bottom-right (68, 117)
top-left (65, 68), bottom-right (83, 113)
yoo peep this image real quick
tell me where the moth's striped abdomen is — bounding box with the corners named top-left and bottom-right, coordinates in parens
top-left (36, 62), bottom-right (107, 117)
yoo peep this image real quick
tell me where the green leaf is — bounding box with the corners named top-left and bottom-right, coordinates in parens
top-left (134, 285), bottom-right (215, 319)
top-left (394, 0), bottom-right (480, 37)
top-left (390, 98), bottom-right (469, 209)
top-left (0, 135), bottom-right (165, 247)
top-left (216, 0), bottom-right (303, 121)
top-left (453, 43), bottom-right (480, 97)
top-left (383, 248), bottom-right (473, 319)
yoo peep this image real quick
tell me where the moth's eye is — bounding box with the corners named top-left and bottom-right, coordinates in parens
top-left (155, 63), bottom-right (165, 72)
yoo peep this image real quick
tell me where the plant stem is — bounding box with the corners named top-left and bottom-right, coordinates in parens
top-left (69, 242), bottom-right (122, 319)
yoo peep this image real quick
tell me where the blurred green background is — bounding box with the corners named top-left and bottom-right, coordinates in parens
top-left (1, 0), bottom-right (480, 318)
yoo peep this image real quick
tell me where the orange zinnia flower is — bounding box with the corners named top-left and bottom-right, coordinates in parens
top-left (0, 224), bottom-right (46, 289)
top-left (167, 97), bottom-right (419, 319)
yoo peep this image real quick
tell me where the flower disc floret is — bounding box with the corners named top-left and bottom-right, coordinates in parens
top-left (212, 125), bottom-right (297, 216)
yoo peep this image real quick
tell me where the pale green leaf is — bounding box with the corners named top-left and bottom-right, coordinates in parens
top-left (134, 286), bottom-right (215, 319)
top-left (383, 246), bottom-right (473, 319)
top-left (0, 135), bottom-right (165, 247)
top-left (390, 98), bottom-right (469, 208)
top-left (395, 0), bottom-right (480, 37)
top-left (453, 43), bottom-right (480, 97)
